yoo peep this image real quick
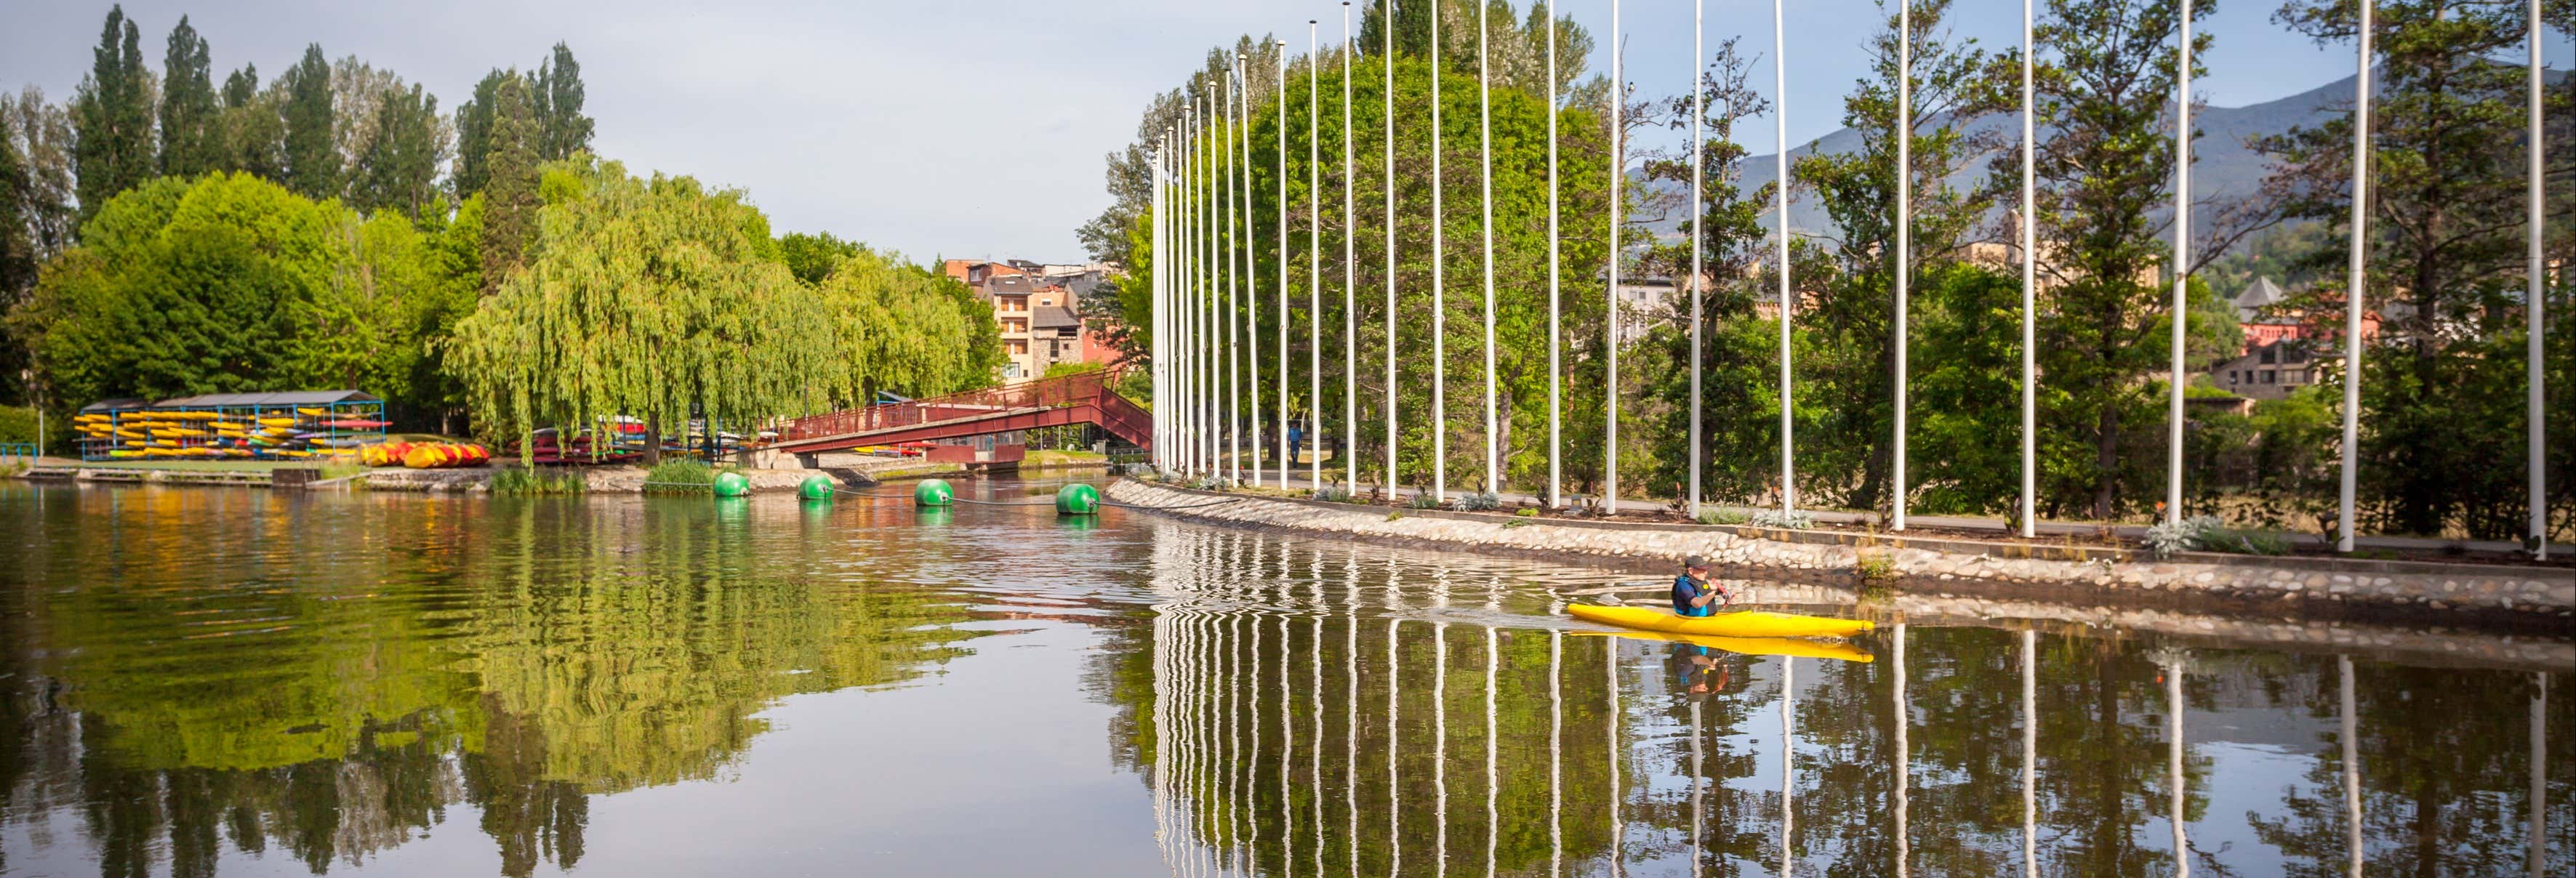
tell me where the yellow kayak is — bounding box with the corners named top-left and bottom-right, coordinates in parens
top-left (1573, 628), bottom-right (1875, 663)
top-left (1566, 603), bottom-right (1875, 640)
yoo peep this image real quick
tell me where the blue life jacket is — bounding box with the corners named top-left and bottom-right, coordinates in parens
top-left (1672, 574), bottom-right (1715, 617)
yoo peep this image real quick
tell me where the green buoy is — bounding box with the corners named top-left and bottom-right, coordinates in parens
top-left (799, 474), bottom-right (835, 501)
top-left (915, 478), bottom-right (953, 507)
top-left (1055, 483), bottom-right (1100, 515)
top-left (712, 472), bottom-right (750, 497)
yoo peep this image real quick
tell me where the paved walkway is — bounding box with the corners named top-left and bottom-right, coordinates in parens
top-left (1172, 451), bottom-right (2569, 557)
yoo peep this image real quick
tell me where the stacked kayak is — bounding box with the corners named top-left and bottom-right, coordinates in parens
top-left (1566, 604), bottom-right (1875, 640)
top-left (364, 440), bottom-right (490, 468)
top-left (74, 403), bottom-right (389, 462)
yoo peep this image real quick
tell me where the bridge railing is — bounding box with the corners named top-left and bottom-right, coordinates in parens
top-left (779, 370), bottom-right (1128, 444)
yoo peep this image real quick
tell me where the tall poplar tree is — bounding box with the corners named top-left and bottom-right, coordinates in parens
top-left (157, 15), bottom-right (222, 179)
top-left (71, 5), bottom-right (154, 229)
top-left (478, 74), bottom-right (540, 293)
top-left (280, 44), bottom-right (338, 200)
top-left (533, 43), bottom-right (593, 161)
top-left (351, 84), bottom-right (444, 219)
top-left (451, 70), bottom-right (509, 196)
top-left (217, 64), bottom-right (284, 180)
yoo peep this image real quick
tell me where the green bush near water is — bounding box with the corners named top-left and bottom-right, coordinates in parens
top-left (644, 459), bottom-right (717, 494)
top-left (489, 467), bottom-right (587, 496)
top-left (0, 406), bottom-right (38, 446)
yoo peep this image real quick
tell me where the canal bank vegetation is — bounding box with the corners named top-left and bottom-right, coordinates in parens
top-left (1091, 0), bottom-right (2574, 547)
top-left (0, 8), bottom-right (1008, 460)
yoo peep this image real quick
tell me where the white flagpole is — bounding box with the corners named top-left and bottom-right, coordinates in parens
top-left (1310, 20), bottom-right (1323, 491)
top-left (2167, 0), bottom-right (2192, 527)
top-left (1777, 0), bottom-right (1797, 519)
top-left (1164, 139), bottom-right (1174, 468)
top-left (1384, 1), bottom-right (1399, 493)
top-left (1276, 40), bottom-right (1289, 489)
top-left (1480, 0), bottom-right (1501, 496)
top-left (2338, 0), bottom-right (2371, 552)
top-left (1432, 0), bottom-right (1449, 503)
top-left (1343, 2), bottom-right (1357, 491)
top-left (1894, 0), bottom-right (1912, 531)
top-left (2020, 0), bottom-right (2037, 537)
top-left (1547, 0), bottom-right (1562, 508)
top-left (1197, 95), bottom-right (1213, 477)
top-left (1689, 0), bottom-right (1706, 520)
top-left (1607, 0), bottom-right (1623, 515)
top-left (2529, 0), bottom-right (2548, 559)
top-left (1184, 105), bottom-right (1197, 477)
top-left (1229, 60), bottom-right (1244, 486)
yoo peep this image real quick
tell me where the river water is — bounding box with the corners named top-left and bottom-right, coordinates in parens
top-left (0, 477), bottom-right (2566, 877)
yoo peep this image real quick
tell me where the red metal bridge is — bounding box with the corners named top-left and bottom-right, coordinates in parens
top-left (770, 370), bottom-right (1152, 456)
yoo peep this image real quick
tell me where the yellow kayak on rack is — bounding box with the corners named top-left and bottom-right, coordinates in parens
top-left (1572, 627), bottom-right (1875, 663)
top-left (1566, 603), bottom-right (1875, 640)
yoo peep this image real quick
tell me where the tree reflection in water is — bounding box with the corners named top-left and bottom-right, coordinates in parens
top-left (1, 488), bottom-right (2566, 876)
top-left (1128, 528), bottom-right (2570, 878)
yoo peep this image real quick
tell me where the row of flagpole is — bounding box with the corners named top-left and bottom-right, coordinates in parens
top-left (1146, 0), bottom-right (2551, 555)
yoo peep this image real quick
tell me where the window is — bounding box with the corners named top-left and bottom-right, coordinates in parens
top-left (2261, 370), bottom-right (2276, 384)
top-left (2227, 369), bottom-right (2239, 384)
top-left (1008, 339), bottom-right (1028, 355)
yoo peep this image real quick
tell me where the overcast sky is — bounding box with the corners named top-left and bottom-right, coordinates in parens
top-left (4, 1), bottom-right (2567, 263)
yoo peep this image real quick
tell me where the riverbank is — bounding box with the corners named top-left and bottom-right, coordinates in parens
top-left (1104, 479), bottom-right (2575, 630)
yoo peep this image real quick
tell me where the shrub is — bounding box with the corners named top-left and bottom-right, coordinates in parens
top-left (490, 466), bottom-right (587, 495)
top-left (1313, 485), bottom-right (1352, 503)
top-left (1751, 509), bottom-right (1815, 530)
top-left (2144, 514), bottom-right (2226, 558)
top-left (1457, 490), bottom-right (1502, 512)
top-left (1855, 550), bottom-right (1898, 583)
top-left (1696, 507), bottom-right (1750, 525)
top-left (0, 406), bottom-right (36, 445)
top-left (645, 459), bottom-right (718, 494)
top-left (1514, 507), bottom-right (1538, 517)
top-left (1386, 511), bottom-right (1404, 521)
top-left (1407, 492), bottom-right (1445, 510)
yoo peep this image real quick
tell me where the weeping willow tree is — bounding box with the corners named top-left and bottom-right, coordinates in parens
top-left (448, 158), bottom-right (835, 460)
top-left (808, 244), bottom-right (1006, 407)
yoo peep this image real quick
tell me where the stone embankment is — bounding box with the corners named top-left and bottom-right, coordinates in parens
top-left (1106, 480), bottom-right (2574, 628)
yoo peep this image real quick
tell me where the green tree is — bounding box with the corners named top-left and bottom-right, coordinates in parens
top-left (451, 69), bottom-right (510, 196)
top-left (1789, 0), bottom-right (2002, 513)
top-left (777, 230), bottom-right (861, 286)
top-left (349, 83), bottom-right (444, 218)
top-left (1640, 39), bottom-right (1783, 504)
top-left (279, 44), bottom-right (338, 200)
top-left (810, 243), bottom-right (1006, 403)
top-left (2256, 0), bottom-right (2575, 538)
top-left (8, 174), bottom-right (324, 407)
top-left (2014, 0), bottom-right (2219, 520)
top-left (217, 63), bottom-right (284, 180)
top-left (446, 158), bottom-right (835, 462)
top-left (6, 89), bottom-right (79, 264)
top-left (71, 5), bottom-right (154, 230)
top-left (156, 15), bottom-right (223, 179)
top-left (533, 43), bottom-right (594, 161)
top-left (478, 73), bottom-right (540, 294)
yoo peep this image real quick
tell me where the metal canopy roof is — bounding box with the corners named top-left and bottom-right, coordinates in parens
top-left (152, 390), bottom-right (380, 408)
top-left (77, 398), bottom-right (151, 414)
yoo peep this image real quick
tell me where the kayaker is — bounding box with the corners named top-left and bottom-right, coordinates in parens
top-left (1670, 555), bottom-right (1732, 617)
